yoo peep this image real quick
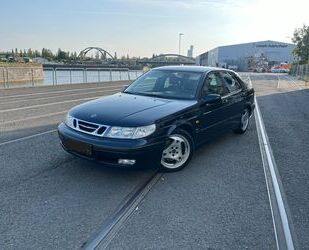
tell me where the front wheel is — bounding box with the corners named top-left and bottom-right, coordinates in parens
top-left (234, 108), bottom-right (250, 134)
top-left (160, 129), bottom-right (194, 172)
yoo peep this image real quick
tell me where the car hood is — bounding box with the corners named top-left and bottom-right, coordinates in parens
top-left (69, 93), bottom-right (197, 126)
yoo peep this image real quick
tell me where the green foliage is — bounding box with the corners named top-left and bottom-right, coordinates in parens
top-left (3, 47), bottom-right (136, 63)
top-left (56, 48), bottom-right (68, 60)
top-left (41, 48), bottom-right (54, 60)
top-left (292, 25), bottom-right (309, 64)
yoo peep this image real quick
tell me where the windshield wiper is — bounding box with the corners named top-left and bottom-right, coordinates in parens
top-left (124, 91), bottom-right (162, 98)
top-left (139, 93), bottom-right (163, 98)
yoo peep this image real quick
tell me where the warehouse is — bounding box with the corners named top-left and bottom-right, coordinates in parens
top-left (197, 40), bottom-right (295, 71)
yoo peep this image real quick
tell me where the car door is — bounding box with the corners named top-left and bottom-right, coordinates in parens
top-left (197, 71), bottom-right (231, 142)
top-left (219, 71), bottom-right (247, 127)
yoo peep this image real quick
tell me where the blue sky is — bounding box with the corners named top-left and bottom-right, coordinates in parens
top-left (1, 0), bottom-right (308, 57)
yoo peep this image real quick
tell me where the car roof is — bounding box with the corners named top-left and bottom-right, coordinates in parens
top-left (152, 65), bottom-right (225, 73)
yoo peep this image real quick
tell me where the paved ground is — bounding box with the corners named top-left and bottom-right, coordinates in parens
top-left (0, 75), bottom-right (308, 249)
top-left (252, 73), bottom-right (309, 249)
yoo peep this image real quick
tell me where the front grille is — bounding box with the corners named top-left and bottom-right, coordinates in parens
top-left (72, 118), bottom-right (109, 137)
top-left (78, 120), bottom-right (99, 133)
top-left (97, 126), bottom-right (107, 135)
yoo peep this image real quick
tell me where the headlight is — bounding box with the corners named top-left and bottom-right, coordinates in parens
top-left (106, 124), bottom-right (156, 139)
top-left (65, 114), bottom-right (74, 128)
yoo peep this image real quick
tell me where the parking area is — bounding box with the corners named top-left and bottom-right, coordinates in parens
top-left (0, 74), bottom-right (308, 249)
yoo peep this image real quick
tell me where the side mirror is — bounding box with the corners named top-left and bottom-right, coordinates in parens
top-left (201, 94), bottom-right (222, 106)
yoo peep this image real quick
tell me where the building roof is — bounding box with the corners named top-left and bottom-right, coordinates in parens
top-left (218, 40), bottom-right (294, 49)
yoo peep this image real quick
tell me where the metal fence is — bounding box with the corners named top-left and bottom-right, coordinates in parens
top-left (291, 63), bottom-right (309, 82)
top-left (0, 67), bottom-right (143, 89)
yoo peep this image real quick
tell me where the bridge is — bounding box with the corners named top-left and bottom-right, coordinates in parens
top-left (78, 47), bottom-right (115, 60)
top-left (77, 48), bottom-right (196, 67)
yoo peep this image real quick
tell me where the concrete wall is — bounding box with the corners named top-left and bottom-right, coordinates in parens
top-left (0, 65), bottom-right (44, 84)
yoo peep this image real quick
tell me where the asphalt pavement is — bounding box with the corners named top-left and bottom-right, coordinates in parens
top-left (253, 73), bottom-right (309, 249)
top-left (0, 75), bottom-right (308, 249)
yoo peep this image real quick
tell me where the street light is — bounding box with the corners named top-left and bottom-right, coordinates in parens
top-left (179, 33), bottom-right (184, 55)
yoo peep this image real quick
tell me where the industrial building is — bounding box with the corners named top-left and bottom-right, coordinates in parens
top-left (196, 40), bottom-right (295, 71)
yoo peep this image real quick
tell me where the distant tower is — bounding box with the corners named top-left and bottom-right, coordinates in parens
top-left (187, 45), bottom-right (194, 57)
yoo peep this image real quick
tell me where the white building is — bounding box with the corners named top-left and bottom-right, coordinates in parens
top-left (197, 40), bottom-right (295, 71)
top-left (187, 45), bottom-right (194, 58)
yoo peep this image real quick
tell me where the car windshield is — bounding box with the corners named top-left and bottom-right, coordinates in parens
top-left (124, 70), bottom-right (203, 100)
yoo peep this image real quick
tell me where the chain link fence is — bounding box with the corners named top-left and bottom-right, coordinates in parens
top-left (290, 63), bottom-right (309, 83)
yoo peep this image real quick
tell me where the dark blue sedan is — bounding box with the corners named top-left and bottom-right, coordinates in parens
top-left (58, 66), bottom-right (255, 171)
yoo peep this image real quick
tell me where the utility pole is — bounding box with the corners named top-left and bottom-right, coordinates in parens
top-left (179, 33), bottom-right (184, 55)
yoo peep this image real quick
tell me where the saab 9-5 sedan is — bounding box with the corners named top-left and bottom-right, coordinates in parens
top-left (58, 66), bottom-right (255, 171)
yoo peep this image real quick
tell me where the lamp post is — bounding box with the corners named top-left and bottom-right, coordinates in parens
top-left (178, 33), bottom-right (184, 55)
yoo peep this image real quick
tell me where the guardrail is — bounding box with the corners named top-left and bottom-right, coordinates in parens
top-left (0, 67), bottom-right (143, 89)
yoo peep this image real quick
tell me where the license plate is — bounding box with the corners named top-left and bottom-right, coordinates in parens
top-left (64, 139), bottom-right (92, 156)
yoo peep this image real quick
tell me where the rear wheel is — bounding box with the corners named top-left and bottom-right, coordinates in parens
top-left (160, 129), bottom-right (194, 172)
top-left (234, 108), bottom-right (250, 134)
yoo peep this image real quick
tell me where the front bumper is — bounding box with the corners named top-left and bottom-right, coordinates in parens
top-left (58, 123), bottom-right (165, 168)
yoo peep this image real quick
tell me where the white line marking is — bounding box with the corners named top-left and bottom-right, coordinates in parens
top-left (1, 87), bottom-right (122, 105)
top-left (250, 74), bottom-right (295, 250)
top-left (0, 110), bottom-right (67, 126)
top-left (0, 129), bottom-right (57, 146)
top-left (277, 74), bottom-right (280, 88)
top-left (0, 97), bottom-right (96, 113)
top-left (0, 88), bottom-right (120, 113)
top-left (0, 84), bottom-right (126, 100)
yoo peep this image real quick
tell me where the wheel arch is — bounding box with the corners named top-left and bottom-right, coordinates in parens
top-left (167, 122), bottom-right (195, 143)
top-left (245, 102), bottom-right (252, 115)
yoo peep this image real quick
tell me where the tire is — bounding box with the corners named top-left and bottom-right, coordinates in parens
top-left (160, 129), bottom-right (194, 172)
top-left (234, 108), bottom-right (250, 134)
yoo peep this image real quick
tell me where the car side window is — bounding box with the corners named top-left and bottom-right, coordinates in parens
top-left (202, 72), bottom-right (229, 96)
top-left (220, 72), bottom-right (242, 92)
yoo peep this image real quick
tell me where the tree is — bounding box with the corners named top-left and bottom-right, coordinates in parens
top-left (34, 50), bottom-right (41, 57)
top-left (42, 48), bottom-right (54, 60)
top-left (292, 24), bottom-right (309, 64)
top-left (56, 48), bottom-right (68, 60)
top-left (27, 48), bottom-right (33, 58)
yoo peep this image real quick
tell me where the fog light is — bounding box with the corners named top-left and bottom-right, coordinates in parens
top-left (118, 159), bottom-right (136, 165)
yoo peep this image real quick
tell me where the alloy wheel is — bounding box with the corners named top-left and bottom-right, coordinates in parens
top-left (241, 109), bottom-right (250, 131)
top-left (161, 134), bottom-right (191, 169)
